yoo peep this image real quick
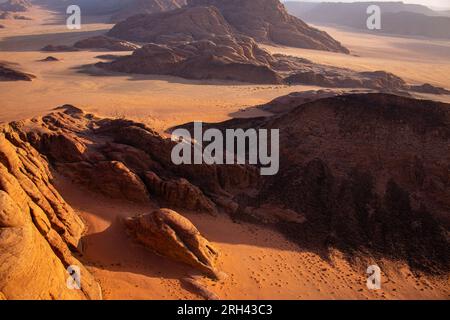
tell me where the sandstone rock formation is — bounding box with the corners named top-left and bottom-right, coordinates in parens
top-left (177, 93), bottom-right (450, 273)
top-left (255, 89), bottom-right (359, 114)
top-left (101, 4), bottom-right (449, 93)
top-left (9, 105), bottom-right (256, 213)
top-left (181, 277), bottom-right (220, 299)
top-left (2, 93), bottom-right (448, 292)
top-left (97, 39), bottom-right (446, 93)
top-left (410, 83), bottom-right (450, 95)
top-left (188, 0), bottom-right (349, 53)
top-left (73, 35), bottom-right (140, 51)
top-left (105, 5), bottom-right (285, 83)
top-left (285, 69), bottom-right (407, 91)
top-left (111, 0), bottom-right (187, 22)
top-left (97, 36), bottom-right (283, 84)
top-left (108, 5), bottom-right (235, 44)
top-left (256, 93), bottom-right (450, 273)
top-left (0, 62), bottom-right (34, 81)
top-left (124, 208), bottom-right (219, 277)
top-left (39, 56), bottom-right (59, 62)
top-left (109, 0), bottom-right (348, 53)
top-left (0, 121), bottom-right (101, 299)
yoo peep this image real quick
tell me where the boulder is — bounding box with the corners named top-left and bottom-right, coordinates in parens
top-left (124, 209), bottom-right (220, 277)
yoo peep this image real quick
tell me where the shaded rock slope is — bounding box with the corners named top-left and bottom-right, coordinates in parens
top-left (1, 93), bottom-right (449, 300)
top-left (73, 35), bottom-right (140, 52)
top-left (109, 0), bottom-right (348, 53)
top-left (257, 94), bottom-right (450, 273)
top-left (97, 4), bottom-right (449, 93)
top-left (188, 0), bottom-right (349, 53)
top-left (0, 105), bottom-right (246, 299)
top-left (0, 119), bottom-right (101, 299)
top-left (175, 93), bottom-right (450, 274)
top-left (111, 0), bottom-right (187, 22)
top-left (124, 208), bottom-right (220, 278)
top-left (0, 62), bottom-right (35, 81)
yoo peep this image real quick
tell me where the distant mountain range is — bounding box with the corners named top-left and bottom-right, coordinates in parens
top-left (284, 1), bottom-right (450, 39)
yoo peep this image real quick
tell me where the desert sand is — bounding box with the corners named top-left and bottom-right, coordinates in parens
top-left (54, 175), bottom-right (449, 300)
top-left (0, 5), bottom-right (449, 300)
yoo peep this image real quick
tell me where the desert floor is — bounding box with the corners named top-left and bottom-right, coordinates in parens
top-left (0, 7), bottom-right (449, 300)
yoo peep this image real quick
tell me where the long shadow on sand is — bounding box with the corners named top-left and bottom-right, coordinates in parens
top-left (0, 29), bottom-right (110, 52)
top-left (80, 219), bottom-right (202, 282)
top-left (72, 63), bottom-right (279, 87)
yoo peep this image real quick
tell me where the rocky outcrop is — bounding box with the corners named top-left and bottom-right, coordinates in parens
top-left (105, 6), bottom-right (285, 83)
top-left (3, 93), bottom-right (448, 283)
top-left (124, 208), bottom-right (219, 277)
top-left (0, 122), bottom-right (101, 300)
top-left (9, 106), bottom-right (257, 212)
top-left (39, 56), bottom-right (59, 62)
top-left (102, 4), bottom-right (449, 92)
top-left (0, 62), bottom-right (34, 81)
top-left (109, 6), bottom-right (235, 44)
top-left (176, 93), bottom-right (450, 273)
top-left (109, 0), bottom-right (348, 53)
top-left (181, 277), bottom-right (220, 299)
top-left (0, 105), bottom-right (258, 297)
top-left (285, 69), bottom-right (407, 91)
top-left (256, 89), bottom-right (361, 114)
top-left (73, 35), bottom-right (140, 51)
top-left (111, 0), bottom-right (187, 22)
top-left (256, 93), bottom-right (450, 273)
top-left (410, 83), bottom-right (450, 95)
top-left (188, 0), bottom-right (349, 53)
top-left (97, 40), bottom-right (446, 92)
top-left (97, 36), bottom-right (282, 84)
top-left (144, 172), bottom-right (217, 214)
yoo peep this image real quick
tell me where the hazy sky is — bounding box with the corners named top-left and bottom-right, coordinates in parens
top-left (284, 0), bottom-right (450, 10)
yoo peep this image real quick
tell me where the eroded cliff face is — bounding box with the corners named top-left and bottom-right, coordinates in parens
top-left (0, 121), bottom-right (101, 300)
top-left (1, 93), bottom-right (449, 299)
top-left (256, 94), bottom-right (450, 273)
top-left (188, 0), bottom-right (349, 53)
top-left (100, 5), bottom-right (449, 91)
top-left (0, 105), bottom-right (257, 294)
top-left (111, 0), bottom-right (187, 22)
top-left (176, 93), bottom-right (450, 274)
